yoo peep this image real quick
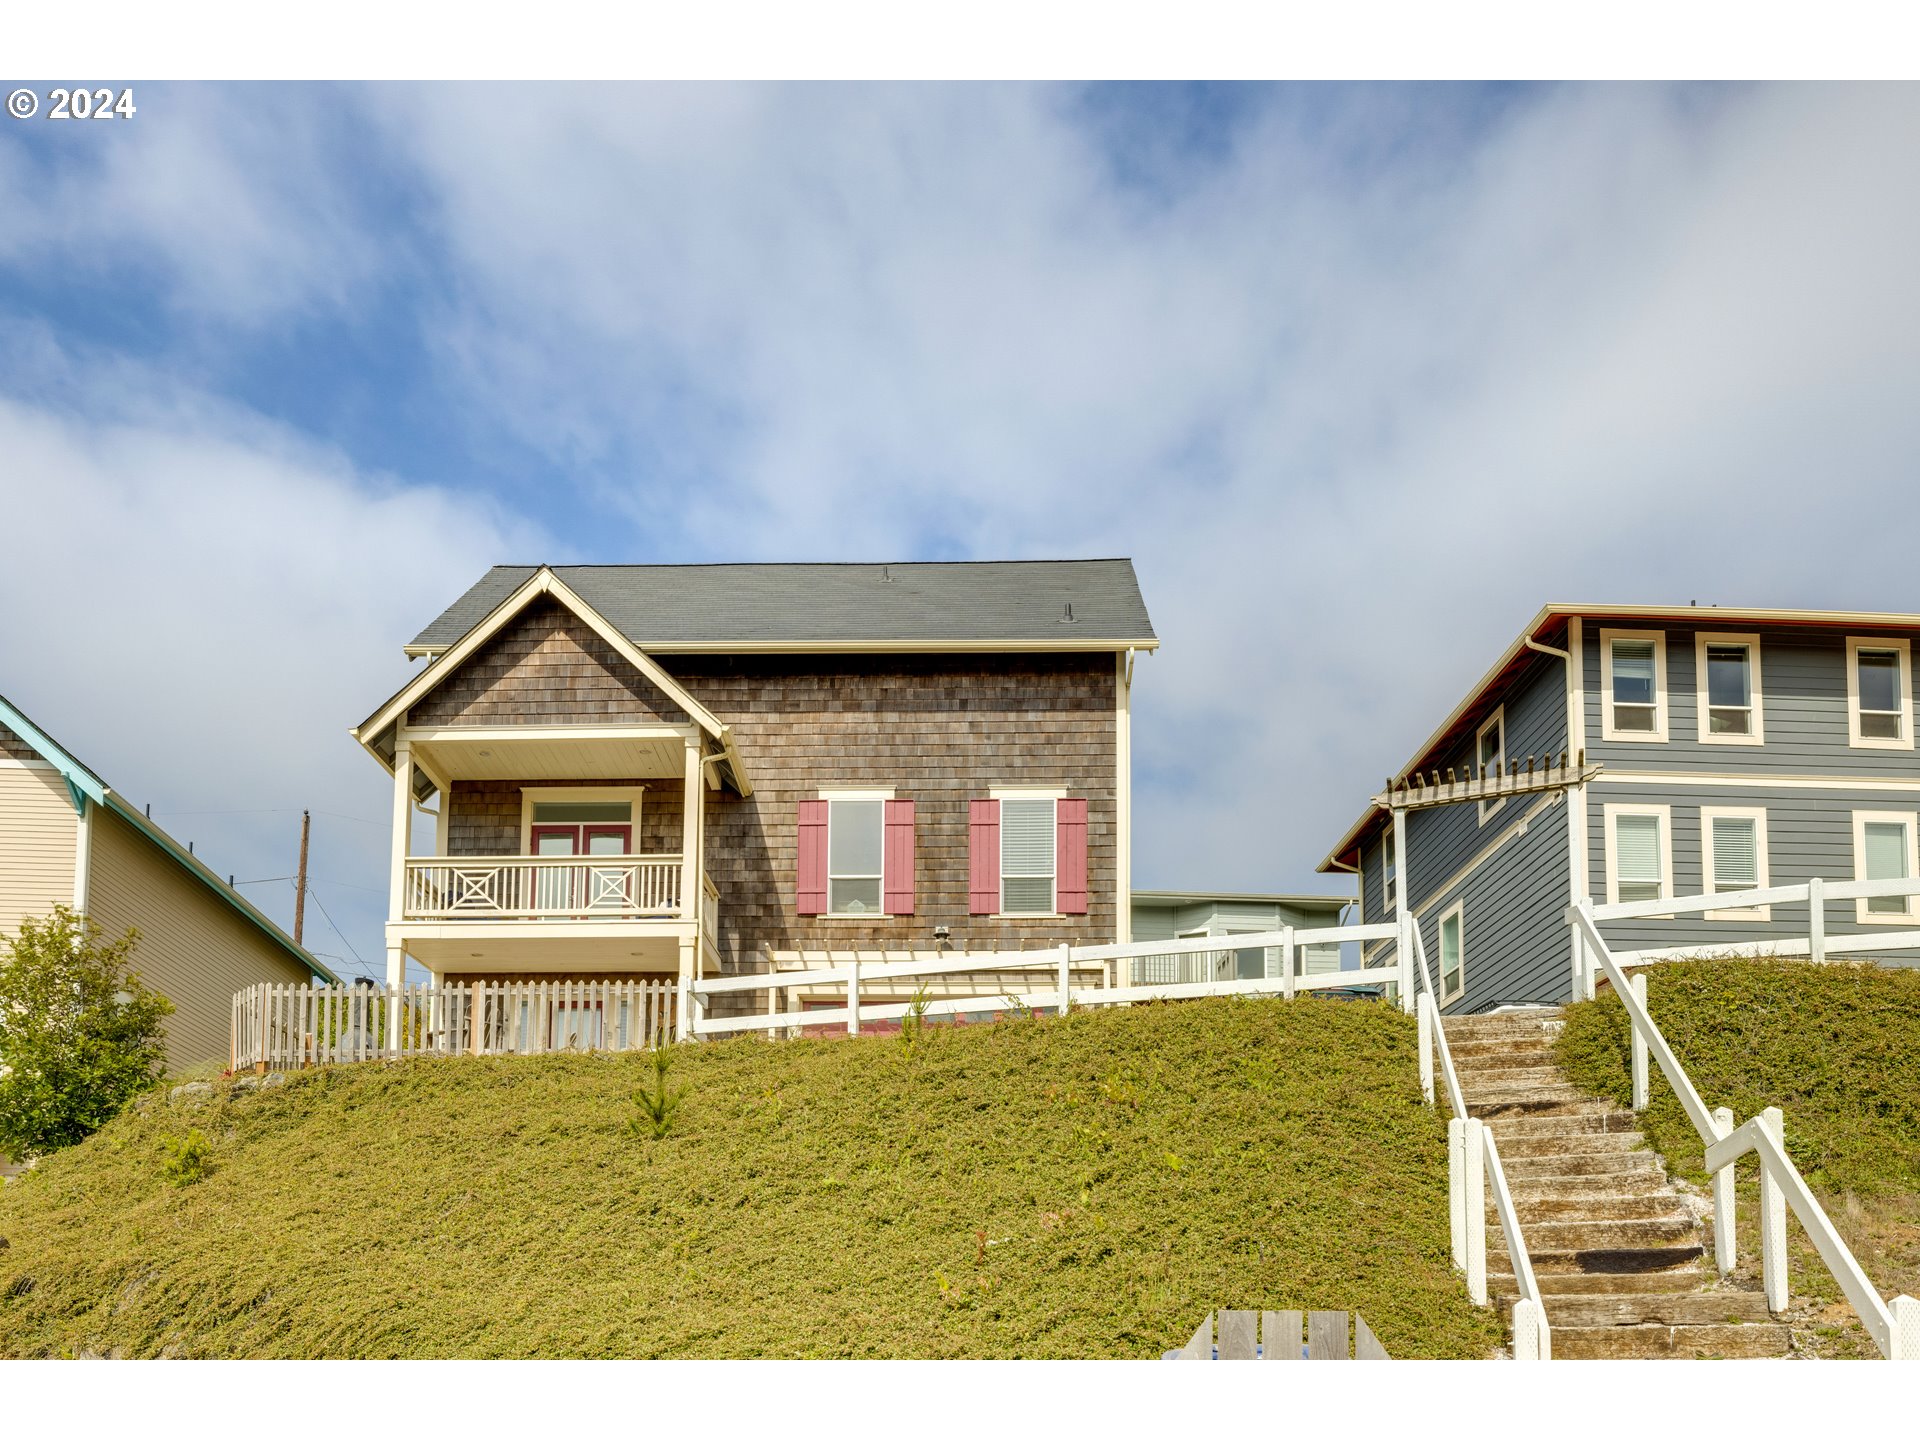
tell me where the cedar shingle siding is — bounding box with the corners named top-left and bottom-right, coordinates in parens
top-left (409, 597), bottom-right (691, 727)
top-left (449, 780), bottom-right (685, 856)
top-left (669, 654), bottom-right (1117, 964)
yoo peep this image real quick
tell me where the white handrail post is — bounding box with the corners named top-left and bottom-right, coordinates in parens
top-left (847, 952), bottom-right (861, 1037)
top-left (1892, 1295), bottom-right (1920, 1361)
top-left (1808, 875), bottom-right (1826, 963)
top-left (1465, 1116), bottom-right (1488, 1306)
top-left (1058, 942), bottom-right (1071, 1018)
top-left (1417, 992), bottom-right (1435, 1106)
top-left (1511, 1298), bottom-right (1543, 1362)
top-left (1281, 925), bottom-right (1296, 1001)
top-left (1393, 805), bottom-right (1414, 1013)
top-left (1448, 1116), bottom-right (1467, 1271)
top-left (1760, 1106), bottom-right (1788, 1312)
top-left (1630, 972), bottom-right (1649, 1110)
top-left (1712, 1105), bottom-right (1737, 1277)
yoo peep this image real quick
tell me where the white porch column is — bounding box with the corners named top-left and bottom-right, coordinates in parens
top-left (676, 935), bottom-right (698, 1043)
top-left (682, 740), bottom-right (703, 927)
top-left (387, 741), bottom-right (413, 1047)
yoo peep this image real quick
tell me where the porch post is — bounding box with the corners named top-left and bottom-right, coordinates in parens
top-left (1393, 803), bottom-right (1414, 1013)
top-left (387, 741), bottom-right (414, 1048)
top-left (682, 740), bottom-right (703, 926)
top-left (676, 935), bottom-right (698, 1042)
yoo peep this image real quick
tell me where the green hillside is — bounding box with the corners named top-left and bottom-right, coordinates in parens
top-left (0, 996), bottom-right (1499, 1359)
top-left (1556, 958), bottom-right (1920, 1357)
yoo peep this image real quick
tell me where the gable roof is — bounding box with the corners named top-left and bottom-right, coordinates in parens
top-left (0, 693), bottom-right (337, 985)
top-left (1315, 600), bottom-right (1920, 874)
top-left (404, 560), bottom-right (1159, 655)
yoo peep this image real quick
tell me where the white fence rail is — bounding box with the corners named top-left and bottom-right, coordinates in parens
top-left (402, 854), bottom-right (686, 920)
top-left (232, 979), bottom-right (677, 1070)
top-left (1586, 874), bottom-right (1920, 970)
top-left (684, 922), bottom-right (1401, 1039)
top-left (1568, 897), bottom-right (1919, 1360)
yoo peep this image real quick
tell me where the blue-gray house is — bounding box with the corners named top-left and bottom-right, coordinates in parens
top-left (1318, 604), bottom-right (1920, 1013)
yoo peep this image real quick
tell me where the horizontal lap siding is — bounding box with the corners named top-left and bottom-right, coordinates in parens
top-left (408, 597), bottom-right (691, 727)
top-left (1584, 622), bottom-right (1920, 774)
top-left (1588, 781), bottom-right (1920, 966)
top-left (1417, 798), bottom-right (1572, 1012)
top-left (0, 762), bottom-right (77, 945)
top-left (667, 654), bottom-right (1117, 965)
top-left (85, 806), bottom-right (312, 1071)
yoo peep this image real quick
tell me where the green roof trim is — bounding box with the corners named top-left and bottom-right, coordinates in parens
top-left (0, 692), bottom-right (337, 986)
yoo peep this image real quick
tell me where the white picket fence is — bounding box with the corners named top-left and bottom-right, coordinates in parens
top-left (231, 978), bottom-right (678, 1070)
top-left (1571, 885), bottom-right (1920, 1361)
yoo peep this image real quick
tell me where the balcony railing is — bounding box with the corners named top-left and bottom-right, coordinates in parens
top-left (402, 854), bottom-right (686, 921)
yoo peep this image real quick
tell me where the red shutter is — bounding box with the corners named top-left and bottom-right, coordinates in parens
top-left (796, 799), bottom-right (828, 915)
top-left (968, 799), bottom-right (1000, 915)
top-left (1056, 798), bottom-right (1089, 914)
top-left (883, 799), bottom-right (916, 915)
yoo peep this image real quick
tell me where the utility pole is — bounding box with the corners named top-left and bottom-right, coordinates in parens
top-left (294, 809), bottom-right (311, 947)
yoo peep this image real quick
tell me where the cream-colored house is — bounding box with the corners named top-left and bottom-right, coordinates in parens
top-left (0, 693), bottom-right (335, 1070)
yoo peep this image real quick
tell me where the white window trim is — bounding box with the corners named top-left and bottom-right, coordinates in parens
top-left (1694, 632), bottom-right (1765, 746)
top-left (1846, 637), bottom-right (1914, 752)
top-left (822, 789), bottom-right (893, 919)
top-left (1851, 808), bottom-right (1919, 924)
top-left (1699, 805), bottom-right (1772, 921)
top-left (1476, 706), bottom-right (1507, 824)
top-left (1382, 837), bottom-right (1398, 914)
top-left (1437, 899), bottom-right (1466, 1006)
top-left (1603, 802), bottom-right (1674, 910)
top-left (1600, 628), bottom-right (1669, 743)
top-left (996, 791), bottom-right (1060, 919)
top-left (517, 785), bottom-right (646, 855)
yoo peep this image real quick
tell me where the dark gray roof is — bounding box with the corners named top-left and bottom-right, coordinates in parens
top-left (409, 560), bottom-right (1157, 650)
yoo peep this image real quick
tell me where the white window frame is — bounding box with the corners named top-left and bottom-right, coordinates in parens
top-left (518, 785), bottom-right (646, 855)
top-left (1603, 802), bottom-right (1674, 909)
top-left (1699, 805), bottom-right (1772, 920)
top-left (1851, 809), bottom-right (1919, 924)
top-left (1382, 836), bottom-right (1397, 913)
top-left (1437, 899), bottom-right (1466, 1006)
top-left (1846, 637), bottom-right (1914, 751)
top-left (992, 786), bottom-right (1064, 919)
top-left (1600, 628), bottom-right (1669, 743)
top-left (1476, 706), bottom-right (1507, 824)
top-left (820, 787), bottom-right (894, 919)
top-left (1695, 632), bottom-right (1765, 746)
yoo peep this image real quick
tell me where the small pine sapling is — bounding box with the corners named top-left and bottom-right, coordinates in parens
top-left (628, 1046), bottom-right (687, 1140)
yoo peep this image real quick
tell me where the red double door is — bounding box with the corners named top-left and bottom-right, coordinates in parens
top-left (529, 822), bottom-right (632, 912)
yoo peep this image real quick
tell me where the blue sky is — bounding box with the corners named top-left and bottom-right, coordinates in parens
top-left (2, 81), bottom-right (1918, 980)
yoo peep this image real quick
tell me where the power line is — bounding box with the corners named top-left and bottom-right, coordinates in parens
top-left (303, 881), bottom-right (370, 976)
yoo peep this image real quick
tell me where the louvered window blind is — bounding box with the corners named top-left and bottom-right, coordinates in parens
top-left (1710, 817), bottom-right (1759, 891)
top-left (1000, 797), bottom-right (1056, 914)
top-left (1615, 813), bottom-right (1663, 901)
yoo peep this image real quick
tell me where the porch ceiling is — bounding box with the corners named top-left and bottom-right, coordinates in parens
top-left (402, 927), bottom-right (687, 975)
top-left (409, 728), bottom-right (689, 783)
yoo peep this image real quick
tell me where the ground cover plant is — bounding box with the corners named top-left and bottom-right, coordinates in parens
top-left (1556, 957), bottom-right (1920, 1357)
top-left (0, 996), bottom-right (1502, 1359)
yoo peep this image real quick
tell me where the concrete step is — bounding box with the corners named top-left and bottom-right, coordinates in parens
top-left (1503, 1150), bottom-right (1663, 1179)
top-left (1498, 1215), bottom-right (1700, 1250)
top-left (1539, 1292), bottom-right (1775, 1327)
top-left (1489, 1194), bottom-right (1694, 1223)
top-left (1507, 1172), bottom-right (1674, 1201)
top-left (1494, 1241), bottom-right (1707, 1276)
top-left (1483, 1108), bottom-right (1638, 1139)
top-left (1490, 1268), bottom-right (1707, 1297)
top-left (1549, 1323), bottom-right (1793, 1359)
top-left (1495, 1131), bottom-right (1647, 1159)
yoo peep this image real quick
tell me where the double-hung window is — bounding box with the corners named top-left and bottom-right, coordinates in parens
top-left (1848, 638), bottom-right (1913, 749)
top-left (1601, 630), bottom-right (1668, 741)
top-left (1701, 807), bottom-right (1770, 919)
top-left (827, 797), bottom-right (886, 916)
top-left (1476, 707), bottom-right (1506, 822)
top-left (1382, 839), bottom-right (1397, 912)
top-left (1696, 633), bottom-right (1763, 743)
top-left (1438, 902), bottom-right (1465, 1005)
top-left (1000, 795), bottom-right (1057, 915)
top-left (1853, 811), bottom-right (1917, 922)
top-left (1605, 804), bottom-right (1672, 906)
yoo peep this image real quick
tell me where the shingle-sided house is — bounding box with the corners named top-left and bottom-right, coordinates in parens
top-left (0, 693), bottom-right (336, 1070)
top-left (351, 562), bottom-right (1157, 1028)
top-left (1318, 605), bottom-right (1920, 1014)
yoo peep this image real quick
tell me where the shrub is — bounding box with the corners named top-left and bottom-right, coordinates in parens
top-left (627, 1047), bottom-right (686, 1140)
top-left (0, 906), bottom-right (173, 1163)
top-left (160, 1130), bottom-right (212, 1187)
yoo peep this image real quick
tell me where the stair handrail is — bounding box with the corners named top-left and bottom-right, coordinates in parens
top-left (1567, 898), bottom-right (1918, 1361)
top-left (1414, 924), bottom-right (1550, 1359)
